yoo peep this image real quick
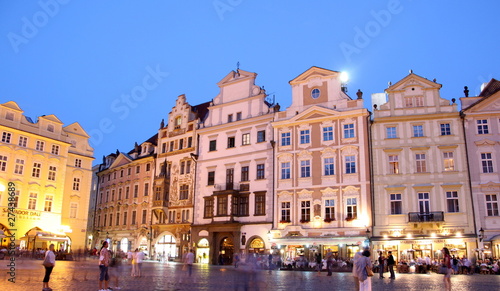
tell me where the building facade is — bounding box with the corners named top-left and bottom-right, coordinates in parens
top-left (192, 69), bottom-right (276, 265)
top-left (152, 94), bottom-right (209, 261)
top-left (94, 136), bottom-right (156, 254)
top-left (461, 79), bottom-right (500, 259)
top-left (270, 67), bottom-right (372, 262)
top-left (0, 101), bottom-right (94, 251)
top-left (371, 73), bottom-right (476, 262)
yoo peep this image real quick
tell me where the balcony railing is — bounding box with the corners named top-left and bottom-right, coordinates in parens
top-left (408, 211), bottom-right (444, 222)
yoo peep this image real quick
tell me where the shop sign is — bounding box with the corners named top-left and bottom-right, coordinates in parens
top-left (404, 239), bottom-right (444, 244)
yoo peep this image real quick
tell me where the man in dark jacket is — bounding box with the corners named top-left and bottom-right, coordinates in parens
top-left (387, 251), bottom-right (396, 279)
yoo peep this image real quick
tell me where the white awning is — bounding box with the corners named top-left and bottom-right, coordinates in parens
top-left (270, 236), bottom-right (368, 245)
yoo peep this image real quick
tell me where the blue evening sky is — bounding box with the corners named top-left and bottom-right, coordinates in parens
top-left (1, 1), bottom-right (499, 163)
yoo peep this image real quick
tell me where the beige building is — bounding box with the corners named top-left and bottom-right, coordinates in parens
top-left (371, 72), bottom-right (475, 262)
top-left (0, 101), bottom-right (94, 251)
top-left (152, 94), bottom-right (209, 261)
top-left (192, 69), bottom-right (276, 265)
top-left (461, 79), bottom-right (500, 259)
top-left (94, 136), bottom-right (156, 253)
top-left (271, 67), bottom-right (372, 261)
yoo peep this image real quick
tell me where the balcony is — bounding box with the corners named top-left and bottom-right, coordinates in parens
top-left (213, 183), bottom-right (246, 195)
top-left (408, 211), bottom-right (444, 223)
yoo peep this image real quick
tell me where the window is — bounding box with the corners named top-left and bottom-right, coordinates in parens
top-left (131, 210), bottom-right (137, 225)
top-left (227, 114), bottom-right (233, 123)
top-left (146, 163), bottom-right (151, 172)
top-left (346, 198), bottom-right (357, 219)
top-left (113, 172), bottom-right (116, 180)
top-left (281, 162), bottom-right (291, 179)
top-left (236, 112), bottom-right (242, 121)
top-left (106, 191), bottom-right (109, 202)
top-left (300, 130), bottom-right (310, 144)
top-left (440, 123), bottom-right (451, 136)
top-left (127, 168), bottom-right (131, 176)
top-left (257, 130), bottom-right (266, 143)
top-left (123, 211), bottom-right (128, 225)
top-left (73, 178), bottom-right (80, 191)
top-left (405, 96), bottom-right (424, 107)
top-left (325, 199), bottom-right (335, 220)
top-left (9, 191), bottom-right (19, 208)
top-left (443, 152), bottom-right (455, 171)
top-left (2, 132), bottom-right (11, 143)
top-left (300, 200), bottom-right (311, 222)
top-left (50, 145), bottom-right (59, 155)
top-left (486, 194), bottom-right (499, 216)
top-left (70, 202), bottom-right (77, 218)
top-left (116, 213), bottom-right (120, 226)
top-left (418, 192), bottom-right (430, 213)
top-left (323, 126), bottom-right (333, 141)
top-left (103, 214), bottom-right (107, 227)
top-left (311, 88), bottom-right (320, 99)
top-left (343, 124), bottom-right (355, 138)
top-left (36, 140), bottom-right (45, 151)
top-left (241, 166), bottom-right (249, 182)
top-left (281, 132), bottom-right (291, 146)
top-left (209, 140), bottom-right (217, 151)
top-left (413, 125), bottom-right (424, 137)
top-left (233, 195), bottom-right (249, 216)
top-left (242, 133), bottom-right (250, 145)
top-left (118, 188), bottom-right (122, 200)
top-left (144, 183), bottom-right (149, 196)
top-left (32, 162), bottom-right (41, 177)
top-left (28, 193), bottom-right (37, 210)
top-left (390, 194), bottom-right (402, 214)
top-left (481, 153), bottom-right (494, 173)
top-left (161, 143), bottom-right (166, 153)
top-left (48, 166), bottom-right (56, 181)
top-left (44, 195), bottom-right (53, 212)
top-left (477, 119), bottom-right (489, 134)
top-left (217, 196), bottom-right (228, 216)
top-left (18, 136), bottom-right (27, 147)
top-left (186, 160), bottom-right (191, 174)
top-left (109, 214), bottom-right (113, 226)
top-left (0, 155), bottom-right (6, 172)
top-left (281, 202), bottom-right (291, 222)
top-left (386, 126), bottom-right (397, 139)
top-left (14, 159), bottom-right (24, 175)
top-left (389, 155), bottom-right (399, 174)
top-left (136, 165), bottom-right (140, 174)
top-left (255, 193), bottom-right (265, 215)
top-left (227, 136), bottom-right (235, 148)
top-left (5, 112), bottom-right (14, 121)
top-left (345, 155), bottom-right (356, 174)
top-left (226, 168), bottom-right (234, 188)
top-left (142, 209), bottom-right (147, 224)
top-left (169, 141), bottom-right (174, 152)
top-left (187, 137), bottom-right (193, 148)
top-left (180, 185), bottom-right (189, 200)
top-left (204, 198), bottom-right (214, 218)
top-left (180, 161), bottom-right (185, 175)
top-left (125, 186), bottom-right (130, 199)
top-left (256, 164), bottom-right (265, 180)
top-left (300, 160), bottom-right (311, 178)
top-left (446, 191), bottom-right (459, 213)
top-left (324, 157), bottom-right (335, 176)
top-left (415, 153), bottom-right (426, 173)
top-left (207, 171), bottom-right (215, 185)
top-left (134, 185), bottom-right (139, 198)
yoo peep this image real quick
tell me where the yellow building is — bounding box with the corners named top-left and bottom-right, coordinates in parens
top-left (0, 101), bottom-right (94, 252)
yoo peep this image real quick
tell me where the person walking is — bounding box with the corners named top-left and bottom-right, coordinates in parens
top-left (387, 251), bottom-right (396, 279)
top-left (98, 241), bottom-right (111, 291)
top-left (184, 249), bottom-right (195, 276)
top-left (42, 243), bottom-right (56, 291)
top-left (355, 250), bottom-right (373, 291)
top-left (378, 252), bottom-right (386, 278)
top-left (131, 249), bottom-right (138, 277)
top-left (315, 252), bottom-right (322, 274)
top-left (442, 247), bottom-right (452, 291)
top-left (108, 251), bottom-right (122, 290)
top-left (135, 248), bottom-right (145, 277)
top-left (351, 251), bottom-right (363, 291)
top-left (326, 248), bottom-right (334, 276)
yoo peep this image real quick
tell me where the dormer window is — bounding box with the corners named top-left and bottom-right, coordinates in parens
top-left (5, 112), bottom-right (14, 121)
top-left (311, 88), bottom-right (321, 99)
top-left (174, 116), bottom-right (182, 129)
top-left (47, 124), bottom-right (54, 132)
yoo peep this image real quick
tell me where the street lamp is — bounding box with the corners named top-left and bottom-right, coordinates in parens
top-left (479, 227), bottom-right (485, 242)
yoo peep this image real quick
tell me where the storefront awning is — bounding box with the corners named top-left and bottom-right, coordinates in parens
top-left (20, 231), bottom-right (70, 242)
top-left (485, 234), bottom-right (500, 242)
top-left (270, 236), bottom-right (368, 245)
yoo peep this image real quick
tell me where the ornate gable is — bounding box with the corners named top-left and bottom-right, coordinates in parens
top-left (289, 66), bottom-right (339, 85)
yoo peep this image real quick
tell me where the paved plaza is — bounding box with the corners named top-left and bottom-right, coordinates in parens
top-left (2, 259), bottom-right (499, 290)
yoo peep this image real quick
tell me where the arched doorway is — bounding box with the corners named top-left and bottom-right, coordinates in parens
top-left (120, 238), bottom-right (129, 252)
top-left (248, 237), bottom-right (266, 254)
top-left (219, 236), bottom-right (234, 265)
top-left (155, 233), bottom-right (178, 260)
top-left (196, 238), bottom-right (210, 264)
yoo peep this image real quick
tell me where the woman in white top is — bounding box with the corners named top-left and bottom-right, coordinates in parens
top-left (42, 244), bottom-right (56, 291)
